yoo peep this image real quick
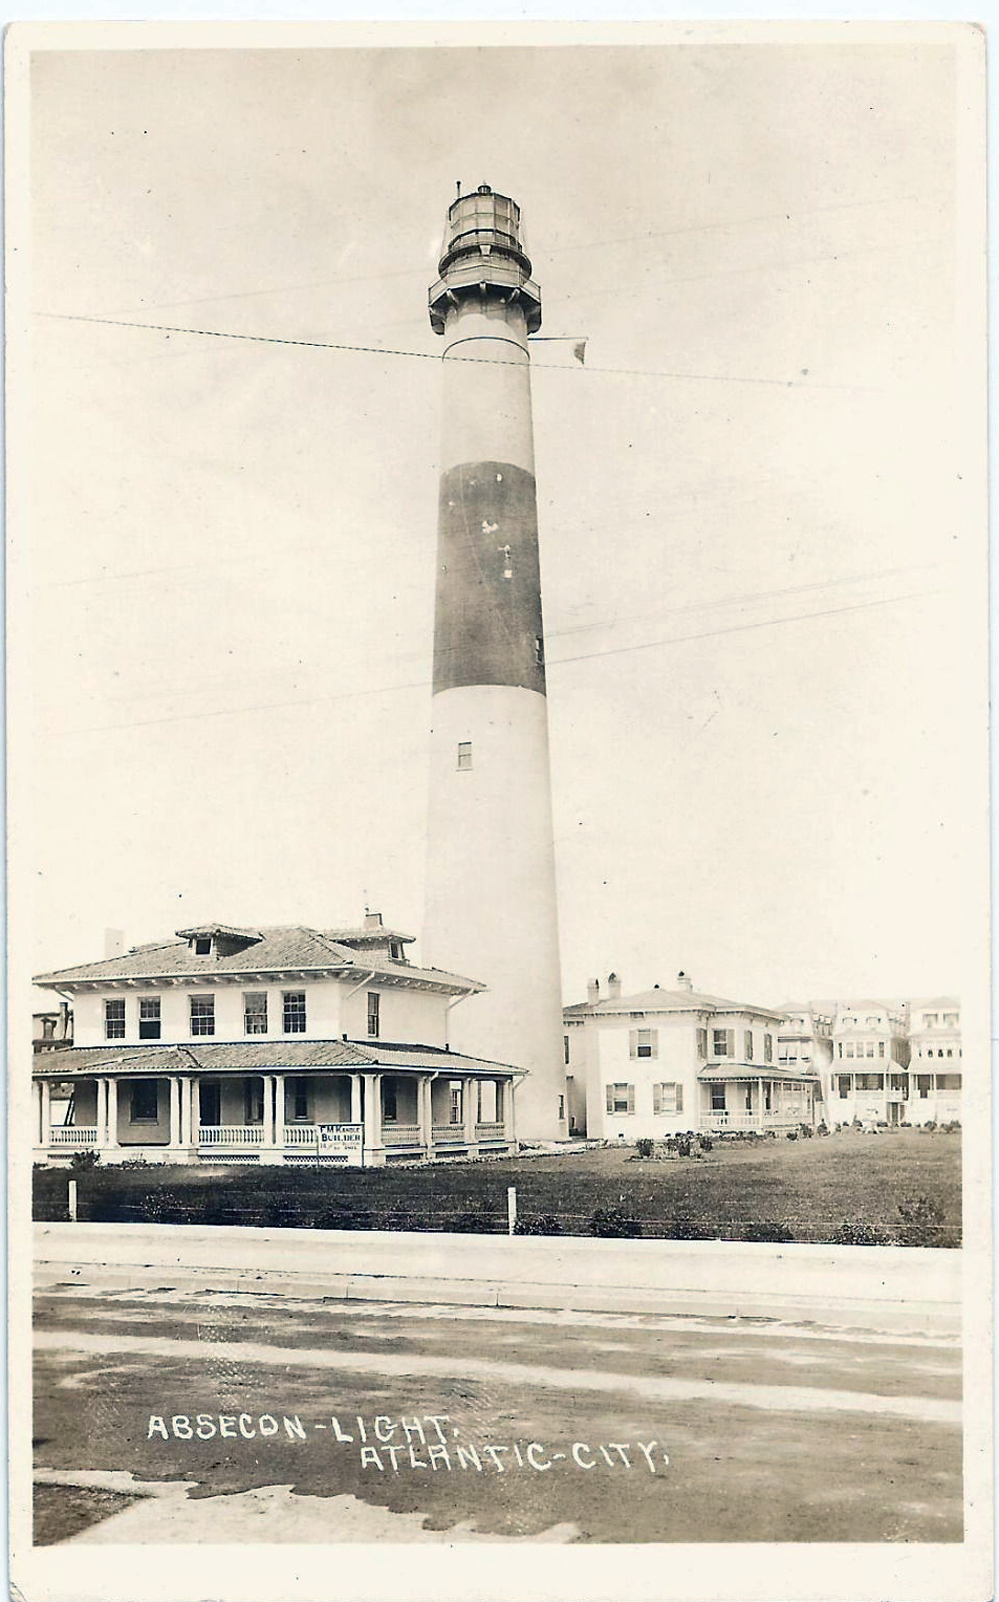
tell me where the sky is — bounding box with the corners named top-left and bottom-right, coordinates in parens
top-left (16, 32), bottom-right (988, 1013)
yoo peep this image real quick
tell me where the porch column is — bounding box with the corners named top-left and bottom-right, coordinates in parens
top-left (190, 1077), bottom-right (201, 1148)
top-left (168, 1076), bottom-right (181, 1147)
top-left (349, 1073), bottom-right (362, 1125)
top-left (274, 1074), bottom-right (286, 1148)
top-left (757, 1077), bottom-right (764, 1131)
top-left (106, 1078), bottom-right (119, 1150)
top-left (363, 1073), bottom-right (384, 1165)
top-left (180, 1078), bottom-right (192, 1146)
top-left (263, 1076), bottom-right (276, 1147)
top-left (417, 1075), bottom-right (431, 1151)
top-left (41, 1079), bottom-right (52, 1146)
top-left (463, 1078), bottom-right (478, 1153)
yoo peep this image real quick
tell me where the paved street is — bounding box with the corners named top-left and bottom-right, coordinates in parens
top-left (33, 1277), bottom-right (962, 1545)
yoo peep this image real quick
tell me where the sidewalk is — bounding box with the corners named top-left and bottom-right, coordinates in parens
top-left (34, 1222), bottom-right (961, 1334)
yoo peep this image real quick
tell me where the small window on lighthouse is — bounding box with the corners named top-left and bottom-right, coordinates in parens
top-left (534, 637), bottom-right (544, 666)
top-left (457, 742), bottom-right (472, 770)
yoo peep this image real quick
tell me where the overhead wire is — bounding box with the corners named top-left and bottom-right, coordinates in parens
top-left (53, 585), bottom-right (946, 739)
top-left (38, 310), bottom-right (877, 392)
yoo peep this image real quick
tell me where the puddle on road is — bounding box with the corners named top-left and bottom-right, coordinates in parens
top-left (40, 1474), bottom-right (581, 1545)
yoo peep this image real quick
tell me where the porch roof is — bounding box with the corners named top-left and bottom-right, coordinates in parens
top-left (697, 1064), bottom-right (820, 1083)
top-left (31, 1038), bottom-right (521, 1079)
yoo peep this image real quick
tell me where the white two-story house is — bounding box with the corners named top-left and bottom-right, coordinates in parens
top-left (32, 913), bottom-right (521, 1166)
top-left (564, 973), bottom-right (819, 1139)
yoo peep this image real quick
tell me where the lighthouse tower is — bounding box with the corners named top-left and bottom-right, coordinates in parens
top-left (423, 184), bottom-right (566, 1142)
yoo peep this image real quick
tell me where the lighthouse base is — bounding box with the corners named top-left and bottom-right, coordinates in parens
top-left (424, 684), bottom-right (566, 1143)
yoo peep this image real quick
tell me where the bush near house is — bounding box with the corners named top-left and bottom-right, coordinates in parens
top-left (31, 1128), bottom-right (961, 1246)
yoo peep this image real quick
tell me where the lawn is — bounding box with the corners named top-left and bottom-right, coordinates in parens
top-left (33, 1128), bottom-right (961, 1246)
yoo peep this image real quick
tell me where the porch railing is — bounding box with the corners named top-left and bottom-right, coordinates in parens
top-left (432, 1123), bottom-right (466, 1143)
top-left (382, 1124), bottom-right (423, 1147)
top-left (48, 1126), bottom-right (99, 1146)
top-left (198, 1125), bottom-right (264, 1146)
top-left (699, 1110), bottom-right (806, 1132)
top-left (475, 1122), bottom-right (506, 1139)
top-left (283, 1124), bottom-right (319, 1146)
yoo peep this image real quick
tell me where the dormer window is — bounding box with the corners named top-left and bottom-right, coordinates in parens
top-left (194, 937), bottom-right (212, 956)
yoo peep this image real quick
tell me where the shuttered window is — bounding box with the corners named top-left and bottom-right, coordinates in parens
top-left (764, 1034), bottom-right (773, 1063)
top-left (697, 1028), bottom-right (708, 1060)
top-left (629, 1028), bottom-right (658, 1059)
top-left (744, 1030), bottom-right (754, 1061)
top-left (605, 1083), bottom-right (635, 1115)
top-left (712, 1028), bottom-right (735, 1057)
top-left (653, 1082), bottom-right (683, 1114)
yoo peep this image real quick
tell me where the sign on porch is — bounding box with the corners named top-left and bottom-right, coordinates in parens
top-left (317, 1123), bottom-right (364, 1164)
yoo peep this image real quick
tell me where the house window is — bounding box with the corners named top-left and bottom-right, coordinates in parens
top-left (943, 1012), bottom-right (958, 1027)
top-left (244, 992), bottom-right (268, 1035)
top-left (855, 1073), bottom-right (885, 1091)
top-left (290, 1078), bottom-right (309, 1120)
top-left (923, 1013), bottom-right (938, 1029)
top-left (710, 1085), bottom-right (726, 1112)
top-left (390, 941), bottom-right (402, 960)
top-left (138, 997), bottom-right (161, 1040)
top-left (878, 1041), bottom-right (885, 1058)
top-left (605, 1083), bottom-right (635, 1115)
top-left (450, 1083), bottom-right (463, 1124)
top-left (866, 1015), bottom-right (879, 1026)
top-left (564, 1035), bottom-right (570, 1065)
top-left (190, 994), bottom-right (215, 1037)
top-left (866, 1043), bottom-right (875, 1059)
top-left (382, 1078), bottom-right (397, 1122)
top-left (846, 1044), bottom-right (854, 1058)
top-left (653, 1082), bottom-right (683, 1114)
top-left (129, 1081), bottom-right (158, 1122)
top-left (283, 992), bottom-right (306, 1034)
top-left (916, 1074), bottom-right (933, 1097)
top-left (457, 742), bottom-right (472, 770)
top-left (764, 1082), bottom-right (772, 1112)
top-left (838, 1076), bottom-right (851, 1097)
top-left (837, 1043), bottom-right (843, 1059)
top-left (629, 1028), bottom-right (658, 1059)
top-left (712, 1028), bottom-right (734, 1057)
top-left (199, 1082), bottom-right (221, 1125)
top-left (104, 998), bottom-right (126, 1040)
top-left (744, 1030), bottom-right (754, 1061)
top-left (244, 1078), bottom-right (264, 1124)
top-left (764, 1034), bottom-right (773, 1064)
top-left (936, 1073), bottom-right (961, 1091)
top-left (558, 1094), bottom-right (565, 1120)
top-left (367, 992), bottom-right (380, 1038)
top-left (195, 936), bottom-right (212, 956)
top-left (697, 1028), bottom-right (708, 1060)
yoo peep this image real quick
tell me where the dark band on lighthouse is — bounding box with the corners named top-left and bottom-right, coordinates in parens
top-left (433, 460), bottom-right (545, 696)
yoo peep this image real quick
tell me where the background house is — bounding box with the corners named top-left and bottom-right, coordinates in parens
top-left (564, 973), bottom-right (818, 1139)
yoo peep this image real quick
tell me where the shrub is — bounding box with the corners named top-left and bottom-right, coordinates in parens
top-left (832, 1217), bottom-right (893, 1246)
top-left (698, 1136), bottom-right (713, 1153)
top-left (590, 1206), bottom-right (642, 1239)
top-left (68, 1149), bottom-right (100, 1171)
top-left (449, 1206), bottom-right (499, 1234)
top-left (634, 1138), bottom-right (655, 1160)
top-left (922, 1120), bottom-right (937, 1132)
top-left (895, 1195), bottom-right (946, 1248)
top-left (741, 1219), bottom-right (794, 1243)
top-left (663, 1209), bottom-right (704, 1241)
top-left (514, 1214), bottom-right (563, 1236)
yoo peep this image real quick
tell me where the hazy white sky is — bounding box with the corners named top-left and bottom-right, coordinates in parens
top-left (19, 33), bottom-right (987, 1009)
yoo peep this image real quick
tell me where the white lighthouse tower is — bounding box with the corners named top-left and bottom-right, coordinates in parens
top-left (422, 183), bottom-right (566, 1142)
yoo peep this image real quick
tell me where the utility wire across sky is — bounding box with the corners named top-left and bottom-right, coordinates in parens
top-left (39, 310), bottom-right (876, 393)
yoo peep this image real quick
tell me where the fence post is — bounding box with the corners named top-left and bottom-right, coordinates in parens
top-left (68, 1179), bottom-right (78, 1223)
top-left (507, 1186), bottom-right (517, 1236)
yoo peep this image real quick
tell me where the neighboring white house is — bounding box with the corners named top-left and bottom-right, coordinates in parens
top-left (827, 1000), bottom-right (913, 1128)
top-left (564, 973), bottom-right (819, 1140)
top-left (32, 912), bottom-right (521, 1166)
top-left (900, 997), bottom-right (962, 1125)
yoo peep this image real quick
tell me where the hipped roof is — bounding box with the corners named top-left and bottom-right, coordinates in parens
top-left (32, 1038), bottom-right (522, 1079)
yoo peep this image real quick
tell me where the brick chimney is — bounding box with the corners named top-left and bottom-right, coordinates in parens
top-left (586, 978), bottom-right (600, 1005)
top-left (363, 911), bottom-right (383, 930)
top-left (607, 972), bottom-right (622, 1000)
top-left (676, 970), bottom-right (693, 992)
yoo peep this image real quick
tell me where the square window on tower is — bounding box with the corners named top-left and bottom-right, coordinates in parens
top-left (456, 742), bottom-right (472, 770)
